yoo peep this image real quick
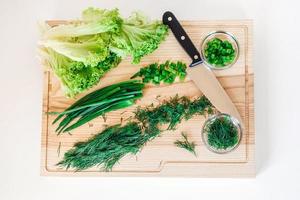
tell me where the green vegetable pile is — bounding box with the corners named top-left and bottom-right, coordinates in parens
top-left (174, 132), bottom-right (197, 156)
top-left (39, 7), bottom-right (168, 97)
top-left (204, 38), bottom-right (236, 67)
top-left (41, 48), bottom-right (121, 97)
top-left (58, 95), bottom-right (213, 171)
top-left (50, 80), bottom-right (144, 134)
top-left (131, 61), bottom-right (187, 84)
top-left (205, 115), bottom-right (239, 150)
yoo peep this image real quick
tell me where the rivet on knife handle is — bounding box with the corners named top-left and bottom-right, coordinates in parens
top-left (163, 11), bottom-right (203, 67)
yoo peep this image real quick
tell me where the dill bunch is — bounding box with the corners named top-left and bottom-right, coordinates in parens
top-left (57, 123), bottom-right (145, 171)
top-left (58, 95), bottom-right (213, 171)
top-left (174, 132), bottom-right (197, 156)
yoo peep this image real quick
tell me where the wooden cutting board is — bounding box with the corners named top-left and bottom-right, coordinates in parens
top-left (41, 20), bottom-right (254, 177)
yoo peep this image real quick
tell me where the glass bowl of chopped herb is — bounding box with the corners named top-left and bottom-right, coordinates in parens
top-left (201, 113), bottom-right (242, 154)
top-left (201, 31), bottom-right (239, 69)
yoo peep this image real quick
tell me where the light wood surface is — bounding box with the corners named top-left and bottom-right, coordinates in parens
top-left (40, 20), bottom-right (254, 177)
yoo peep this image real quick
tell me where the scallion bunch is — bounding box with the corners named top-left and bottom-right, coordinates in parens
top-left (49, 80), bottom-right (144, 134)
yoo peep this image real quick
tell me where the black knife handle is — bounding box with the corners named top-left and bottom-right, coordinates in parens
top-left (163, 11), bottom-right (203, 67)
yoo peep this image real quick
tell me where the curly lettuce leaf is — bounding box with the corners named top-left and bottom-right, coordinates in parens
top-left (41, 34), bottom-right (111, 67)
top-left (110, 12), bottom-right (168, 64)
top-left (42, 8), bottom-right (122, 39)
top-left (41, 47), bottom-right (121, 97)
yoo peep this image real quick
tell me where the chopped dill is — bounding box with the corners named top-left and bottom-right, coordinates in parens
top-left (205, 115), bottom-right (239, 150)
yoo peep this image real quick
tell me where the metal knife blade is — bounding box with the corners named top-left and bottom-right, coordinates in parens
top-left (162, 11), bottom-right (243, 124)
top-left (187, 65), bottom-right (243, 124)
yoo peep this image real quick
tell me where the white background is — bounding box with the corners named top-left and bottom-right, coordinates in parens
top-left (0, 0), bottom-right (300, 199)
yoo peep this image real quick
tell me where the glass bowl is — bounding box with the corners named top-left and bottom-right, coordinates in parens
top-left (200, 31), bottom-right (239, 70)
top-left (201, 113), bottom-right (242, 154)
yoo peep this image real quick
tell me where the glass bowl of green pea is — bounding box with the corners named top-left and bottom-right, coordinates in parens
top-left (201, 113), bottom-right (242, 154)
top-left (201, 31), bottom-right (239, 69)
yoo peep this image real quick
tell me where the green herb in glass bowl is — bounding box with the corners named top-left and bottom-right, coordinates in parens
top-left (201, 31), bottom-right (239, 69)
top-left (202, 113), bottom-right (242, 153)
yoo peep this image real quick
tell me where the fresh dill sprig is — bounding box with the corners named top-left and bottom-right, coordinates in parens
top-left (174, 132), bottom-right (197, 156)
top-left (58, 95), bottom-right (213, 171)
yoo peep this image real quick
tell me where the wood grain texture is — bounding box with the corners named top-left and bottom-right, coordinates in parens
top-left (40, 20), bottom-right (254, 177)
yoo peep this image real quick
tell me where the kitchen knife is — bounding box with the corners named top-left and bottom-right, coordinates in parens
top-left (162, 11), bottom-right (243, 125)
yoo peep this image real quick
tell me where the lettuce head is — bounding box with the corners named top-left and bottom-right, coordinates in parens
top-left (39, 8), bottom-right (168, 97)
